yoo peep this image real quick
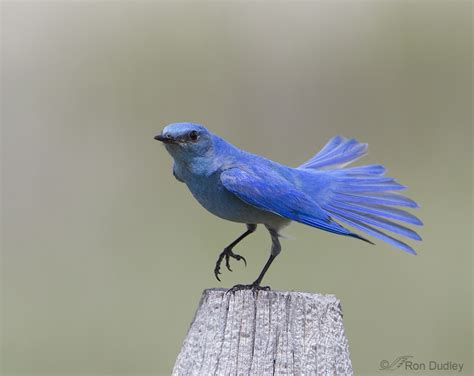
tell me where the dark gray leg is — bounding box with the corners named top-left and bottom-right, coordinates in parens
top-left (252, 228), bottom-right (281, 285)
top-left (228, 227), bottom-right (281, 293)
top-left (214, 224), bottom-right (257, 281)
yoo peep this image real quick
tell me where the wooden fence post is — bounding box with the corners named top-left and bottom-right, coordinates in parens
top-left (173, 288), bottom-right (352, 375)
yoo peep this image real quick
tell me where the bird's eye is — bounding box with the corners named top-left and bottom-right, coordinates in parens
top-left (189, 130), bottom-right (198, 141)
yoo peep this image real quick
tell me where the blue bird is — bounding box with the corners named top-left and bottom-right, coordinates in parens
top-left (155, 122), bottom-right (422, 291)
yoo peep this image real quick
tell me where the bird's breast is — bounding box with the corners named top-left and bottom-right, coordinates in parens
top-left (183, 171), bottom-right (283, 225)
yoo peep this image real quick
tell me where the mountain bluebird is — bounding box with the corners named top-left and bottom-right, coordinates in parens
top-left (155, 122), bottom-right (422, 291)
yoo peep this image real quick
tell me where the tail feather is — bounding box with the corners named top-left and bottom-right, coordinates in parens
top-left (333, 192), bottom-right (419, 208)
top-left (299, 136), bottom-right (368, 170)
top-left (325, 204), bottom-right (421, 241)
top-left (333, 181), bottom-right (406, 192)
top-left (334, 175), bottom-right (395, 184)
top-left (330, 200), bottom-right (422, 225)
top-left (326, 210), bottom-right (418, 255)
top-left (343, 164), bottom-right (386, 176)
top-left (325, 173), bottom-right (422, 253)
top-left (299, 135), bottom-right (422, 254)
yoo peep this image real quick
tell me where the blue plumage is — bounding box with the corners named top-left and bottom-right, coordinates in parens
top-left (155, 123), bottom-right (422, 288)
top-left (221, 167), bottom-right (357, 238)
top-left (299, 135), bottom-right (368, 170)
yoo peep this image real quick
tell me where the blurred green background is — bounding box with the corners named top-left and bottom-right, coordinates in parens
top-left (2, 1), bottom-right (472, 375)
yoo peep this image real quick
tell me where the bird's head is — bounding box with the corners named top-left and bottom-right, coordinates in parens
top-left (154, 122), bottom-right (213, 161)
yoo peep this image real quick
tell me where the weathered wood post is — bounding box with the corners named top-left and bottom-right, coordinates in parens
top-left (173, 288), bottom-right (352, 375)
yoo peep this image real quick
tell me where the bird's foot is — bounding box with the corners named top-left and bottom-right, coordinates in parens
top-left (226, 282), bottom-right (271, 295)
top-left (214, 248), bottom-right (247, 281)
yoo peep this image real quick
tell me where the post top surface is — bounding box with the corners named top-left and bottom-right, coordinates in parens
top-left (203, 287), bottom-right (341, 305)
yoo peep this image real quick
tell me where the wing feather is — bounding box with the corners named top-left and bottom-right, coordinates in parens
top-left (220, 167), bottom-right (366, 239)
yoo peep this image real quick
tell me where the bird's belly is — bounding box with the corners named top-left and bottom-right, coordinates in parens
top-left (185, 175), bottom-right (284, 226)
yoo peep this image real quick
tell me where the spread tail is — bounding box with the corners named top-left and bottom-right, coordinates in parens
top-left (299, 136), bottom-right (423, 254)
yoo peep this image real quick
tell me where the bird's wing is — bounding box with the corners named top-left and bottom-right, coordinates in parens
top-left (220, 167), bottom-right (364, 238)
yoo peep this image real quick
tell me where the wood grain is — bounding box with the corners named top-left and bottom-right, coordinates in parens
top-left (173, 288), bottom-right (352, 375)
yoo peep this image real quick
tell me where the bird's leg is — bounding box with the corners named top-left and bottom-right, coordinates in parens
top-left (226, 255), bottom-right (276, 294)
top-left (251, 254), bottom-right (276, 287)
top-left (214, 224), bottom-right (256, 281)
top-left (228, 227), bottom-right (281, 293)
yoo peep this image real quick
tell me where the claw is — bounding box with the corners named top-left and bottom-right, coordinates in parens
top-left (214, 253), bottom-right (224, 281)
top-left (214, 266), bottom-right (221, 281)
top-left (236, 255), bottom-right (247, 267)
top-left (226, 283), bottom-right (271, 295)
top-left (213, 248), bottom-right (248, 281)
top-left (225, 254), bottom-right (232, 271)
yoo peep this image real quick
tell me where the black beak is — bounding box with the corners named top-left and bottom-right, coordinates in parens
top-left (154, 134), bottom-right (175, 144)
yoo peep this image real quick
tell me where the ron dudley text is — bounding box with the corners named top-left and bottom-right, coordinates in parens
top-left (405, 360), bottom-right (464, 372)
